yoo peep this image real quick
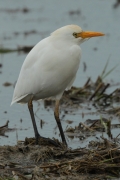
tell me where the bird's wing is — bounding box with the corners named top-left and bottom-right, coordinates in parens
top-left (11, 37), bottom-right (81, 104)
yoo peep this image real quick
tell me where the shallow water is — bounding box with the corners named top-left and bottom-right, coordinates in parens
top-left (0, 0), bottom-right (120, 149)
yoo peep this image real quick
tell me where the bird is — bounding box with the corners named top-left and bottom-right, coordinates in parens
top-left (11, 25), bottom-right (104, 146)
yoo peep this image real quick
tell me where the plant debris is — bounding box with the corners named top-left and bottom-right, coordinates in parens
top-left (0, 46), bottom-right (33, 54)
top-left (0, 138), bottom-right (120, 179)
top-left (0, 120), bottom-right (16, 137)
top-left (3, 82), bottom-right (12, 87)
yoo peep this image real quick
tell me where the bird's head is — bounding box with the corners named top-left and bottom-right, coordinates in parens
top-left (51, 25), bottom-right (104, 44)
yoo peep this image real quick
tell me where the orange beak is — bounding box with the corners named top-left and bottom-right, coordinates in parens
top-left (77, 31), bottom-right (105, 38)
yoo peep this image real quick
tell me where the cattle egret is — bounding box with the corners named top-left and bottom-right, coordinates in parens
top-left (11, 25), bottom-right (104, 146)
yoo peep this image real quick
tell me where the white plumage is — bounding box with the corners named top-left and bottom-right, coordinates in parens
top-left (11, 25), bottom-right (82, 104)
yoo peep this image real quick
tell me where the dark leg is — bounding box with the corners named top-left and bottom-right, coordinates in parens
top-left (28, 99), bottom-right (59, 146)
top-left (54, 100), bottom-right (67, 146)
top-left (28, 99), bottom-right (40, 144)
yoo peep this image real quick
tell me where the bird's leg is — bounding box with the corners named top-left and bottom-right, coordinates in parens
top-left (28, 99), bottom-right (60, 146)
top-left (28, 99), bottom-right (40, 144)
top-left (54, 100), bottom-right (67, 146)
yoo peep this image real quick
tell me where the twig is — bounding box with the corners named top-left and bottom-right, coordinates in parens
top-left (80, 122), bottom-right (93, 131)
top-left (83, 77), bottom-right (91, 88)
top-left (0, 120), bottom-right (9, 129)
top-left (116, 133), bottom-right (120, 138)
top-left (99, 83), bottom-right (110, 96)
top-left (89, 120), bottom-right (98, 128)
top-left (104, 88), bottom-right (118, 101)
top-left (89, 83), bottom-right (104, 100)
top-left (12, 171), bottom-right (29, 180)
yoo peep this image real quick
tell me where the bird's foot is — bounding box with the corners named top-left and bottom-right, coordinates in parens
top-left (36, 133), bottom-right (63, 147)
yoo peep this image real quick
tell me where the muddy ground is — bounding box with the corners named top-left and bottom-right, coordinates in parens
top-left (0, 76), bottom-right (120, 180)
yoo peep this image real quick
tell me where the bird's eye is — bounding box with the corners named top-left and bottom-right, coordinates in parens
top-left (73, 32), bottom-right (77, 38)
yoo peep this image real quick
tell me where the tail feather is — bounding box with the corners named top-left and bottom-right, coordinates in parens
top-left (11, 94), bottom-right (28, 106)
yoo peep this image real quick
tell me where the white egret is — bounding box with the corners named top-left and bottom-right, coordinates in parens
top-left (11, 25), bottom-right (104, 146)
